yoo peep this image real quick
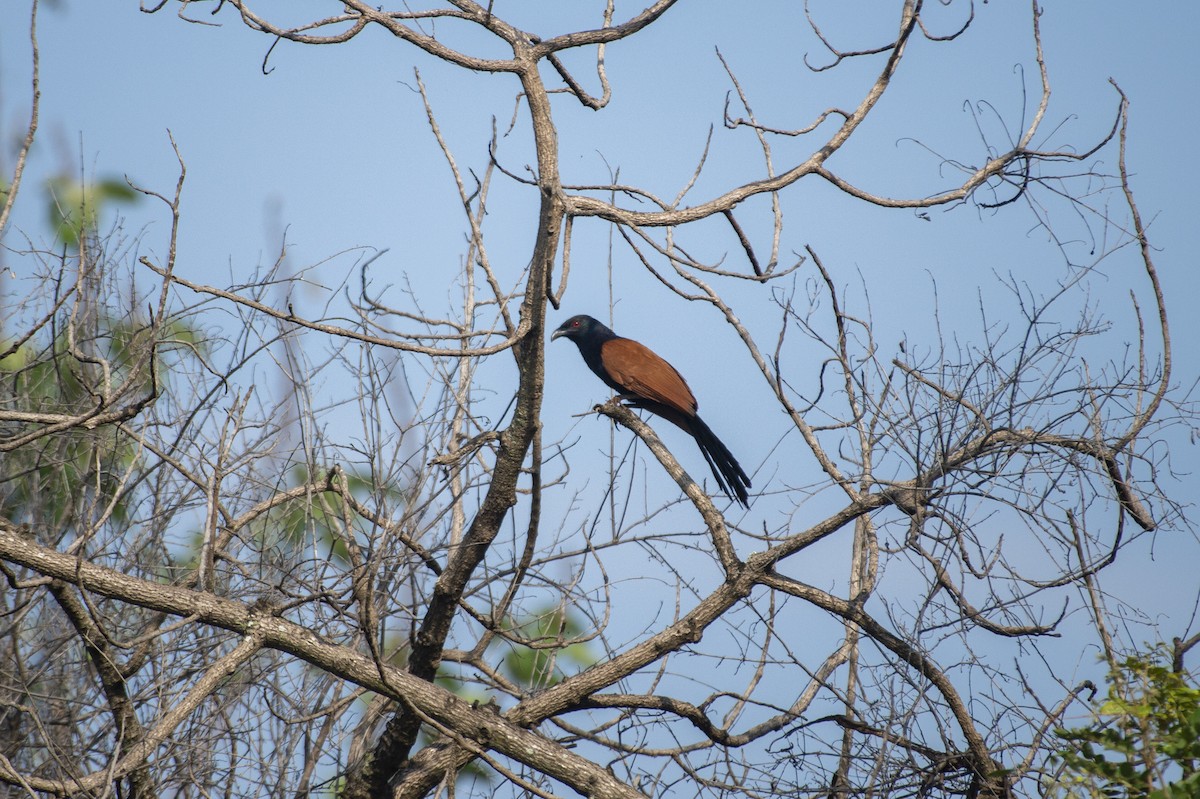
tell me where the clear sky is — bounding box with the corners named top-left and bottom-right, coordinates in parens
top-left (2, 0), bottom-right (1197, 685)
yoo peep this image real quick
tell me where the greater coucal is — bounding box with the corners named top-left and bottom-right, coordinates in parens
top-left (552, 314), bottom-right (751, 507)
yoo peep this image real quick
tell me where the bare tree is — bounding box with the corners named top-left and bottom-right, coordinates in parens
top-left (0, 2), bottom-right (1192, 799)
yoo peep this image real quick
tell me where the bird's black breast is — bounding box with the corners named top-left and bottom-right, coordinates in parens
top-left (580, 339), bottom-right (625, 394)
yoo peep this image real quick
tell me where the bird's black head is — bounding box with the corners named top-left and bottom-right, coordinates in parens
top-left (551, 314), bottom-right (613, 344)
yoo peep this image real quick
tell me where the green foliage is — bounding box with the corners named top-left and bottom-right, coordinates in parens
top-left (0, 341), bottom-right (34, 372)
top-left (498, 606), bottom-right (596, 689)
top-left (374, 606), bottom-right (599, 794)
top-left (247, 466), bottom-right (403, 568)
top-left (0, 313), bottom-right (199, 531)
top-left (0, 175), bottom-right (185, 534)
top-left (1049, 648), bottom-right (1200, 799)
top-left (46, 175), bottom-right (138, 247)
top-left (1, 332), bottom-right (137, 529)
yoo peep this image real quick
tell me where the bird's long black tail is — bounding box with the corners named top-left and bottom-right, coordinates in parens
top-left (687, 415), bottom-right (751, 508)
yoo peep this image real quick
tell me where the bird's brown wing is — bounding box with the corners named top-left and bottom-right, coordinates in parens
top-left (600, 337), bottom-right (698, 417)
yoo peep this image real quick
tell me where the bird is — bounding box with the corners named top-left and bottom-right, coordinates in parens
top-left (551, 314), bottom-right (751, 507)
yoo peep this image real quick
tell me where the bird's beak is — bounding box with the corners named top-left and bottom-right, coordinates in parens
top-left (550, 328), bottom-right (565, 341)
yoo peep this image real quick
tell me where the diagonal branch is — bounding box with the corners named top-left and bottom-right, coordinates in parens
top-left (0, 522), bottom-right (643, 799)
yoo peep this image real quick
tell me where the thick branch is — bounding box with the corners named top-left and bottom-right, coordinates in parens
top-left (0, 522), bottom-right (643, 799)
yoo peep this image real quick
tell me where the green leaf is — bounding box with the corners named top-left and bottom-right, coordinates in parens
top-left (46, 174), bottom-right (139, 247)
top-left (1046, 647), bottom-right (1200, 799)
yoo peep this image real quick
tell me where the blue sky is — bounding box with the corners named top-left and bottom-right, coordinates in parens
top-left (3, 0), bottom-right (1198, 712)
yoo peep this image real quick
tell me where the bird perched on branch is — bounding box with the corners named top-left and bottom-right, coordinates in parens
top-left (552, 314), bottom-right (751, 507)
